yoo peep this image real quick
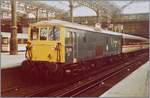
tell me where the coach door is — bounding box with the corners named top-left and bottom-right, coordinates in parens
top-left (73, 32), bottom-right (77, 63)
top-left (65, 30), bottom-right (77, 63)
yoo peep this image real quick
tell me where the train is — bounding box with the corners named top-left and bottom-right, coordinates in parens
top-left (122, 33), bottom-right (148, 53)
top-left (22, 19), bottom-right (148, 81)
top-left (1, 32), bottom-right (28, 52)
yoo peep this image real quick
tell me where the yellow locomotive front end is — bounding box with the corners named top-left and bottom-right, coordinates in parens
top-left (22, 21), bottom-right (65, 81)
top-left (26, 21), bottom-right (65, 63)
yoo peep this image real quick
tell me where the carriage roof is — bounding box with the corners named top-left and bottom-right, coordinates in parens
top-left (122, 33), bottom-right (148, 41)
top-left (31, 19), bottom-right (148, 41)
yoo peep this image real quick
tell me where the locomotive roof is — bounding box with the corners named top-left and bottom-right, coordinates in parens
top-left (31, 19), bottom-right (121, 36)
top-left (31, 19), bottom-right (148, 41)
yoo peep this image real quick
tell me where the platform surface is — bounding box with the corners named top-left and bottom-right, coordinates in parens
top-left (100, 61), bottom-right (149, 97)
top-left (1, 52), bottom-right (25, 69)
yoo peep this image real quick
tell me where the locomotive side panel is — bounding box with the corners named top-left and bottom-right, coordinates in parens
top-left (106, 35), bottom-right (122, 56)
top-left (77, 31), bottom-right (122, 61)
top-left (77, 30), bottom-right (107, 60)
top-left (64, 27), bottom-right (122, 63)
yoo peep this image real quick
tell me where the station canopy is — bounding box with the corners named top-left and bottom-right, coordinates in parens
top-left (1, 0), bottom-right (121, 19)
top-left (40, 0), bottom-right (121, 17)
top-left (1, 0), bottom-right (149, 19)
top-left (1, 0), bottom-right (68, 19)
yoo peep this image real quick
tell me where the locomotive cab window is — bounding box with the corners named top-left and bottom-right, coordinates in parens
top-left (48, 26), bottom-right (60, 41)
top-left (40, 28), bottom-right (48, 40)
top-left (30, 27), bottom-right (39, 40)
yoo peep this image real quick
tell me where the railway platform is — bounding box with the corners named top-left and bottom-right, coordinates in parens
top-left (100, 61), bottom-right (149, 97)
top-left (1, 52), bottom-right (25, 69)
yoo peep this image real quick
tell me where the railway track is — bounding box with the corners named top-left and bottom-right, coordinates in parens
top-left (28, 50), bottom-right (148, 97)
top-left (2, 83), bottom-right (66, 97)
top-left (47, 52), bottom-right (148, 97)
top-left (2, 50), bottom-right (148, 97)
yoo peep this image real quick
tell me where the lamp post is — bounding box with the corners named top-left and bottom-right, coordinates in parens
top-left (10, 0), bottom-right (18, 55)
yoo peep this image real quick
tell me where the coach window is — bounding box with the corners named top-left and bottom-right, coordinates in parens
top-left (23, 39), bottom-right (28, 44)
top-left (2, 37), bottom-right (8, 44)
top-left (31, 27), bottom-right (39, 40)
top-left (18, 39), bottom-right (22, 44)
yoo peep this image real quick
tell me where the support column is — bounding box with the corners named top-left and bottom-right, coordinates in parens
top-left (10, 0), bottom-right (18, 55)
top-left (69, 0), bottom-right (74, 22)
top-left (96, 10), bottom-right (100, 23)
top-left (46, 10), bottom-right (49, 20)
top-left (35, 8), bottom-right (39, 22)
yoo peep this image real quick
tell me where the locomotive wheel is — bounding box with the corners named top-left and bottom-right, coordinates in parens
top-left (78, 61), bottom-right (88, 75)
top-left (52, 63), bottom-right (64, 82)
top-left (21, 60), bottom-right (30, 77)
top-left (21, 60), bottom-right (34, 76)
top-left (119, 54), bottom-right (123, 60)
top-left (83, 61), bottom-right (91, 71)
top-left (21, 60), bottom-right (31, 73)
top-left (29, 62), bottom-right (41, 81)
top-left (21, 60), bottom-right (38, 82)
top-left (40, 62), bottom-right (50, 80)
top-left (90, 63), bottom-right (96, 68)
top-left (21, 61), bottom-right (64, 82)
top-left (35, 62), bottom-right (45, 80)
top-left (43, 62), bottom-right (56, 81)
top-left (108, 58), bottom-right (113, 64)
top-left (114, 56), bottom-right (119, 62)
top-left (36, 62), bottom-right (64, 82)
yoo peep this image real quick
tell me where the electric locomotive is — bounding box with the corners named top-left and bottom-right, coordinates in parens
top-left (22, 19), bottom-right (148, 81)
